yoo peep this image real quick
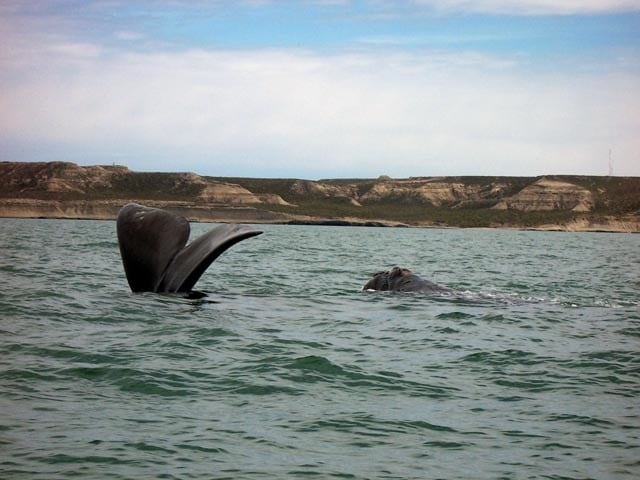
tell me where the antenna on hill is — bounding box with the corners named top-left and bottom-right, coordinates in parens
top-left (608, 149), bottom-right (614, 176)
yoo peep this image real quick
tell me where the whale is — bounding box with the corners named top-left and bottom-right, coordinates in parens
top-left (116, 203), bottom-right (262, 293)
top-left (362, 267), bottom-right (451, 293)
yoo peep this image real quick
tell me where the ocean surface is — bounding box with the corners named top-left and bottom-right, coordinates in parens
top-left (1, 218), bottom-right (639, 480)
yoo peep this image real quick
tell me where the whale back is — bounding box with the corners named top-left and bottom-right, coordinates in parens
top-left (117, 203), bottom-right (190, 292)
top-left (362, 270), bottom-right (391, 291)
top-left (363, 267), bottom-right (450, 293)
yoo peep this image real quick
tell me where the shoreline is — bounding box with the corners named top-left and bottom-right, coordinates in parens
top-left (2, 210), bottom-right (637, 233)
top-left (2, 163), bottom-right (638, 233)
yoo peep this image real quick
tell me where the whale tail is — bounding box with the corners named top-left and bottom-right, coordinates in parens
top-left (116, 203), bottom-right (262, 293)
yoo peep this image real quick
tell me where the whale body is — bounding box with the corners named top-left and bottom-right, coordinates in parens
top-left (363, 267), bottom-right (450, 293)
top-left (116, 203), bottom-right (262, 293)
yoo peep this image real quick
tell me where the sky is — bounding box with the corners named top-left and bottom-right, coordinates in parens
top-left (1, 1), bottom-right (639, 179)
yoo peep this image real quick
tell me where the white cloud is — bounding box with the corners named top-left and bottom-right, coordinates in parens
top-left (114, 31), bottom-right (146, 42)
top-left (411, 0), bottom-right (640, 15)
top-left (46, 42), bottom-right (103, 58)
top-left (0, 41), bottom-right (638, 177)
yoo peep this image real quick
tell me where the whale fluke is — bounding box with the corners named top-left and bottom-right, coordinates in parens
top-left (116, 203), bottom-right (262, 293)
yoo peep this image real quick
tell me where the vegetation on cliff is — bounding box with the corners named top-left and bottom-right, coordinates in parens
top-left (1, 161), bottom-right (639, 231)
top-left (214, 175), bottom-right (640, 229)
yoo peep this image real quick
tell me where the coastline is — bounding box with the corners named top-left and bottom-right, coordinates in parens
top-left (2, 162), bottom-right (639, 233)
top-left (1, 198), bottom-right (637, 233)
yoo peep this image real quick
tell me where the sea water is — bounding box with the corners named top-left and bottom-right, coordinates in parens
top-left (0, 218), bottom-right (638, 479)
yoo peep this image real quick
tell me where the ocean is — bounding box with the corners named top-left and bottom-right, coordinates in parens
top-left (1, 218), bottom-right (638, 479)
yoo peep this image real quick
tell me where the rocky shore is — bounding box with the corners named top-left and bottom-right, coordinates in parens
top-left (1, 161), bottom-right (638, 232)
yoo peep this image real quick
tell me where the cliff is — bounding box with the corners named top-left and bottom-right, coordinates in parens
top-left (1, 161), bottom-right (639, 232)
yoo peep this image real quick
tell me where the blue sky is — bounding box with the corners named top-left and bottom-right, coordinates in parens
top-left (1, 0), bottom-right (639, 178)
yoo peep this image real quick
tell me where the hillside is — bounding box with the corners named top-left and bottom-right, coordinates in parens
top-left (1, 161), bottom-right (639, 232)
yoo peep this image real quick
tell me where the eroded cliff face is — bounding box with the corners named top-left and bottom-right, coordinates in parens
top-left (198, 183), bottom-right (261, 204)
top-left (1, 162), bottom-right (130, 195)
top-left (292, 177), bottom-right (596, 212)
top-left (357, 179), bottom-right (509, 207)
top-left (0, 162), bottom-right (288, 206)
top-left (493, 178), bottom-right (594, 212)
top-left (1, 162), bottom-right (638, 231)
top-left (291, 180), bottom-right (361, 204)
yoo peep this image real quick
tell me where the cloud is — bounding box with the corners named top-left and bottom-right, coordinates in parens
top-left (1, 38), bottom-right (638, 178)
top-left (46, 42), bottom-right (103, 58)
top-left (410, 0), bottom-right (640, 15)
top-left (0, 0), bottom-right (639, 178)
top-left (114, 31), bottom-right (146, 42)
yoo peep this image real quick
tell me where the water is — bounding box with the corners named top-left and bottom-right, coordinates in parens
top-left (1, 218), bottom-right (639, 479)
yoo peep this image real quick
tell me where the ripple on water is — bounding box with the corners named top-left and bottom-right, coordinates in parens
top-left (1, 220), bottom-right (639, 480)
